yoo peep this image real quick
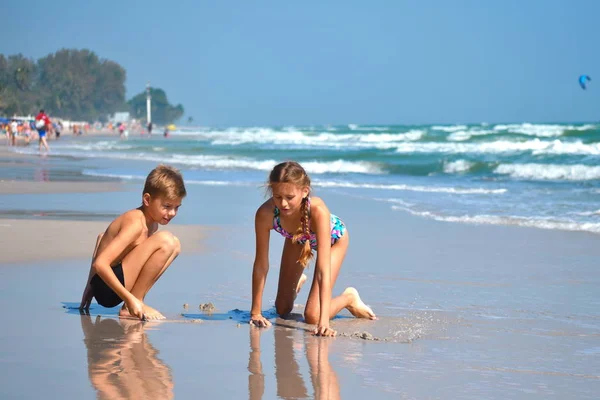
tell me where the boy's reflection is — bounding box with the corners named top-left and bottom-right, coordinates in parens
top-left (248, 325), bottom-right (340, 400)
top-left (79, 314), bottom-right (173, 400)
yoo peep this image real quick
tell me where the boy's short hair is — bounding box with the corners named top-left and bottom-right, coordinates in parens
top-left (143, 165), bottom-right (187, 199)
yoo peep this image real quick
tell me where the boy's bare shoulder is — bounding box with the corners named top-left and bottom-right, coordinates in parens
top-left (109, 209), bottom-right (145, 232)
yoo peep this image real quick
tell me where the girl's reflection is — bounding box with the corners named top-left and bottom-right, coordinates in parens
top-left (248, 326), bottom-right (340, 400)
top-left (79, 314), bottom-right (174, 400)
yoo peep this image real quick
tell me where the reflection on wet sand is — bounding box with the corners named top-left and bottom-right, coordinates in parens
top-left (79, 314), bottom-right (173, 400)
top-left (248, 325), bottom-right (340, 400)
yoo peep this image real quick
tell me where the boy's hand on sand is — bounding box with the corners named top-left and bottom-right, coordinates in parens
top-left (79, 283), bottom-right (94, 310)
top-left (313, 324), bottom-right (336, 337)
top-left (250, 314), bottom-right (271, 327)
top-left (126, 297), bottom-right (146, 320)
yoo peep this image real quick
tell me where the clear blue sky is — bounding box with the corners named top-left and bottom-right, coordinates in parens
top-left (2, 0), bottom-right (599, 126)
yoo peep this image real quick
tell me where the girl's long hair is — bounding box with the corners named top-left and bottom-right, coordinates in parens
top-left (268, 161), bottom-right (313, 267)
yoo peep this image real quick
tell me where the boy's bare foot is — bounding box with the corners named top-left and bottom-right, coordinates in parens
top-left (296, 273), bottom-right (308, 294)
top-left (143, 304), bottom-right (166, 320)
top-left (119, 305), bottom-right (133, 319)
top-left (343, 287), bottom-right (377, 320)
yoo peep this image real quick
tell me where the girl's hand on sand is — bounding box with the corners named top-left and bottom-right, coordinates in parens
top-left (250, 314), bottom-right (271, 327)
top-left (79, 283), bottom-right (94, 310)
top-left (126, 297), bottom-right (146, 321)
top-left (313, 324), bottom-right (336, 337)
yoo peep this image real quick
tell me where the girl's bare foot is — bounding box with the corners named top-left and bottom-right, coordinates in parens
top-left (343, 287), bottom-right (377, 320)
top-left (143, 304), bottom-right (166, 320)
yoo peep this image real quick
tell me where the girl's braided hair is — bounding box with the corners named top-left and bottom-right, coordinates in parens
top-left (268, 161), bottom-right (313, 267)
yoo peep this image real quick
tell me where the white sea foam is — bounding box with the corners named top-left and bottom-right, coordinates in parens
top-left (300, 160), bottom-right (383, 174)
top-left (432, 125), bottom-right (468, 132)
top-left (492, 123), bottom-right (597, 137)
top-left (447, 131), bottom-right (471, 141)
top-left (494, 163), bottom-right (600, 181)
top-left (208, 127), bottom-right (422, 147)
top-left (393, 139), bottom-right (600, 155)
top-left (82, 170), bottom-right (146, 180)
top-left (443, 160), bottom-right (475, 173)
top-left (198, 124), bottom-right (599, 149)
top-left (345, 125), bottom-right (390, 131)
top-left (64, 150), bottom-right (382, 175)
top-left (447, 128), bottom-right (495, 141)
top-left (19, 140), bottom-right (134, 152)
top-left (185, 180), bottom-right (256, 187)
top-left (82, 170), bottom-right (256, 187)
top-left (313, 180), bottom-right (506, 194)
top-left (390, 206), bottom-right (600, 234)
top-left (573, 209), bottom-right (600, 216)
top-left (357, 130), bottom-right (425, 142)
top-left (167, 155), bottom-right (381, 174)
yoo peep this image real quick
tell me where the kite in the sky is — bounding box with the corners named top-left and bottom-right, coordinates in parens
top-left (579, 74), bottom-right (591, 90)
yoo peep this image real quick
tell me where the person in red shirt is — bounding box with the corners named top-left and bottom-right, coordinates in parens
top-left (35, 109), bottom-right (51, 152)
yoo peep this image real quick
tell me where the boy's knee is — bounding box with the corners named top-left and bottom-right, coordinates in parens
top-left (155, 231), bottom-right (180, 253)
top-left (173, 235), bottom-right (181, 253)
top-left (303, 310), bottom-right (319, 325)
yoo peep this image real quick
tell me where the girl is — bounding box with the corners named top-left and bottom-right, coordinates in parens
top-left (250, 161), bottom-right (376, 336)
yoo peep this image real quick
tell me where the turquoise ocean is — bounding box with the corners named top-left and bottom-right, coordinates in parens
top-left (15, 122), bottom-right (600, 234)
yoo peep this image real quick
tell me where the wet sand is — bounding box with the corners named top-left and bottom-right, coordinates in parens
top-left (0, 218), bottom-right (210, 264)
top-left (0, 180), bottom-right (127, 194)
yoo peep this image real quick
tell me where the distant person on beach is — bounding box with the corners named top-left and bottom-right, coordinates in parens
top-left (34, 109), bottom-right (51, 152)
top-left (53, 121), bottom-right (61, 139)
top-left (250, 161), bottom-right (376, 336)
top-left (118, 122), bottom-right (126, 138)
top-left (22, 121), bottom-right (31, 144)
top-left (79, 165), bottom-right (187, 320)
top-left (9, 119), bottom-right (18, 146)
top-left (147, 122), bottom-right (153, 135)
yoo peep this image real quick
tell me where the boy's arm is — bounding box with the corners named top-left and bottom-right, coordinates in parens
top-left (93, 216), bottom-right (145, 319)
top-left (79, 233), bottom-right (104, 310)
top-left (250, 206), bottom-right (271, 327)
top-left (313, 203), bottom-right (334, 336)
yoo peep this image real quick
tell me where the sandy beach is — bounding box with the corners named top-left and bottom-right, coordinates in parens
top-left (1, 140), bottom-right (599, 399)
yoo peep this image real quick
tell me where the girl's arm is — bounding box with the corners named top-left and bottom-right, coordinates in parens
top-left (250, 205), bottom-right (272, 327)
top-left (312, 201), bottom-right (335, 336)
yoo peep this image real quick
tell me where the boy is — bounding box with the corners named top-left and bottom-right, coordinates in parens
top-left (79, 165), bottom-right (186, 320)
top-left (35, 109), bottom-right (51, 152)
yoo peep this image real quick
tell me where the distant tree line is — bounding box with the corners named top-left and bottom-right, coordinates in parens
top-left (0, 49), bottom-right (184, 124)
